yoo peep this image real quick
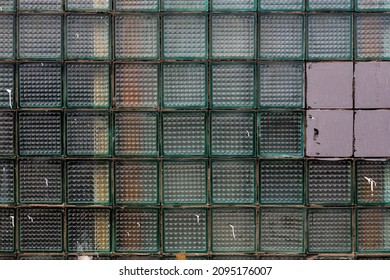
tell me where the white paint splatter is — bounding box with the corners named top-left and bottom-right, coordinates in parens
top-left (229, 224), bottom-right (236, 239)
top-left (45, 178), bottom-right (48, 187)
top-left (195, 214), bottom-right (200, 224)
top-left (5, 89), bottom-right (11, 108)
top-left (246, 130), bottom-right (250, 137)
top-left (27, 215), bottom-right (34, 222)
top-left (10, 215), bottom-right (14, 227)
top-left (364, 176), bottom-right (377, 196)
top-left (137, 222), bottom-right (141, 227)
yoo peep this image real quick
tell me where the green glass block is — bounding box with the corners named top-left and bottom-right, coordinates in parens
top-left (19, 159), bottom-right (62, 204)
top-left (307, 0), bottom-right (353, 11)
top-left (66, 112), bottom-right (110, 156)
top-left (20, 256), bottom-right (64, 260)
top-left (211, 160), bottom-right (255, 204)
top-left (162, 63), bottom-right (207, 109)
top-left (0, 256), bottom-right (15, 260)
top-left (259, 63), bottom-right (304, 108)
top-left (66, 14), bottom-right (110, 60)
top-left (0, 208), bottom-right (15, 252)
top-left (115, 0), bottom-right (159, 11)
top-left (19, 14), bottom-right (62, 60)
top-left (212, 256), bottom-right (256, 260)
top-left (357, 0), bottom-right (390, 11)
top-left (19, 63), bottom-right (62, 108)
top-left (163, 160), bottom-right (207, 205)
top-left (212, 208), bottom-right (256, 252)
top-left (211, 14), bottom-right (256, 59)
top-left (260, 208), bottom-right (304, 253)
top-left (259, 14), bottom-right (304, 60)
top-left (260, 160), bottom-right (304, 204)
top-left (0, 15), bottom-right (14, 59)
top-left (259, 0), bottom-right (304, 11)
top-left (0, 112), bottom-right (14, 156)
top-left (212, 0), bottom-right (257, 11)
top-left (211, 63), bottom-right (255, 109)
top-left (163, 208), bottom-right (207, 253)
top-left (0, 0), bottom-right (15, 12)
top-left (162, 112), bottom-right (206, 157)
top-left (66, 0), bottom-right (111, 10)
top-left (166, 256), bottom-right (208, 260)
top-left (308, 160), bottom-right (352, 205)
top-left (114, 112), bottom-right (158, 157)
top-left (19, 112), bottom-right (62, 156)
top-left (308, 209), bottom-right (352, 253)
top-left (163, 14), bottom-right (207, 59)
top-left (67, 161), bottom-right (110, 205)
top-left (19, 0), bottom-right (62, 10)
top-left (258, 111), bottom-right (304, 157)
top-left (115, 64), bottom-right (158, 108)
top-left (67, 209), bottom-right (111, 253)
top-left (0, 160), bottom-right (14, 204)
top-left (116, 256), bottom-right (161, 260)
top-left (19, 208), bottom-right (63, 252)
top-left (0, 63), bottom-right (14, 108)
top-left (163, 0), bottom-right (207, 11)
top-left (115, 161), bottom-right (158, 205)
top-left (307, 14), bottom-right (352, 60)
top-left (260, 256), bottom-right (305, 260)
top-left (115, 209), bottom-right (159, 253)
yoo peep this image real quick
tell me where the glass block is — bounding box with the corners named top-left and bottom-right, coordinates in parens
top-left (260, 160), bottom-right (304, 204)
top-left (308, 161), bottom-right (352, 205)
top-left (211, 112), bottom-right (255, 157)
top-left (259, 63), bottom-right (304, 108)
top-left (0, 208), bottom-right (14, 252)
top-left (0, 256), bottom-right (15, 260)
top-left (0, 15), bottom-right (14, 59)
top-left (115, 161), bottom-right (158, 204)
top-left (0, 112), bottom-right (14, 156)
top-left (0, 0), bottom-right (15, 11)
top-left (115, 209), bottom-right (159, 253)
top-left (308, 209), bottom-right (352, 253)
top-left (66, 112), bottom-right (110, 156)
top-left (163, 14), bottom-right (207, 59)
top-left (0, 63), bottom-right (14, 108)
top-left (260, 208), bottom-right (304, 252)
top-left (0, 160), bottom-right (14, 203)
top-left (115, 0), bottom-right (159, 11)
top-left (258, 111), bottom-right (304, 157)
top-left (19, 14), bottom-right (62, 59)
top-left (19, 0), bottom-right (62, 10)
top-left (19, 208), bottom-right (63, 252)
top-left (20, 256), bottom-right (64, 260)
top-left (212, 208), bottom-right (256, 252)
top-left (19, 159), bottom-right (62, 204)
top-left (66, 14), bottom-right (110, 60)
top-left (162, 63), bottom-right (207, 109)
top-left (307, 14), bottom-right (352, 60)
top-left (67, 209), bottom-right (110, 253)
top-left (212, 256), bottom-right (256, 260)
top-left (114, 64), bottom-right (158, 108)
top-left (211, 160), bottom-right (255, 204)
top-left (163, 161), bottom-right (207, 204)
top-left (211, 63), bottom-right (255, 109)
top-left (357, 0), bottom-right (390, 11)
top-left (357, 208), bottom-right (390, 252)
top-left (307, 0), bottom-right (352, 10)
top-left (115, 14), bottom-right (159, 60)
top-left (163, 209), bottom-right (207, 253)
top-left (67, 161), bottom-right (110, 204)
top-left (211, 14), bottom-right (255, 59)
top-left (163, 0), bottom-right (207, 11)
top-left (162, 112), bottom-right (206, 157)
top-left (19, 112), bottom-right (62, 156)
top-left (212, 0), bottom-right (256, 11)
top-left (260, 256), bottom-right (305, 260)
top-left (115, 112), bottom-right (158, 157)
top-left (259, 14), bottom-right (304, 60)
top-left (19, 63), bottom-right (62, 108)
top-left (259, 0), bottom-right (303, 11)
top-left (67, 0), bottom-right (111, 10)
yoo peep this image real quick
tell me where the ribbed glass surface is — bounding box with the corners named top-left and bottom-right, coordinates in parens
top-left (0, 160), bottom-right (14, 203)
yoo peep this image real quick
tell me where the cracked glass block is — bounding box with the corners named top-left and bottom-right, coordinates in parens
top-left (211, 160), bottom-right (255, 204)
top-left (211, 112), bottom-right (255, 156)
top-left (260, 208), bottom-right (304, 252)
top-left (19, 14), bottom-right (62, 59)
top-left (19, 63), bottom-right (62, 108)
top-left (309, 161), bottom-right (352, 205)
top-left (308, 209), bottom-right (352, 253)
top-left (115, 112), bottom-right (158, 157)
top-left (0, 15), bottom-right (14, 59)
top-left (163, 209), bottom-right (207, 253)
top-left (163, 0), bottom-right (207, 11)
top-left (67, 0), bottom-right (111, 10)
top-left (260, 160), bottom-right (304, 204)
top-left (212, 0), bottom-right (256, 11)
top-left (357, 0), bottom-right (390, 10)
top-left (115, 14), bottom-right (159, 60)
top-left (259, 14), bottom-right (304, 60)
top-left (67, 161), bottom-right (110, 204)
top-left (19, 159), bottom-right (62, 204)
top-left (163, 14), bottom-right (207, 59)
top-left (308, 0), bottom-right (352, 10)
top-left (0, 112), bottom-right (14, 156)
top-left (163, 161), bottom-right (207, 204)
top-left (0, 208), bottom-right (14, 252)
top-left (307, 14), bottom-right (352, 60)
top-left (0, 160), bottom-right (14, 204)
top-left (66, 63), bottom-right (110, 108)
top-left (115, 64), bottom-right (158, 108)
top-left (259, 63), bottom-right (304, 108)
top-left (211, 14), bottom-right (255, 59)
top-left (68, 209), bottom-right (110, 252)
top-left (19, 208), bottom-right (62, 252)
top-left (212, 208), bottom-right (256, 252)
top-left (211, 63), bottom-right (255, 109)
top-left (115, 161), bottom-right (158, 204)
top-left (162, 63), bottom-right (207, 108)
top-left (19, 0), bottom-right (62, 10)
top-left (19, 112), bottom-right (62, 156)
top-left (260, 0), bottom-right (303, 11)
top-left (115, 209), bottom-right (159, 253)
top-left (115, 0), bottom-right (159, 11)
top-left (67, 112), bottom-right (110, 156)
top-left (258, 111), bottom-right (304, 157)
top-left (66, 14), bottom-right (110, 60)
top-left (0, 63), bottom-right (14, 108)
top-left (163, 112), bottom-right (206, 157)
top-left (0, 0), bottom-right (15, 11)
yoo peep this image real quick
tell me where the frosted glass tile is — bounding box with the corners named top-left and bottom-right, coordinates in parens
top-left (0, 208), bottom-right (14, 252)
top-left (357, 0), bottom-right (390, 10)
top-left (0, 63), bottom-right (14, 108)
top-left (0, 112), bottom-right (14, 156)
top-left (212, 0), bottom-right (256, 11)
top-left (19, 0), bottom-right (62, 10)
top-left (0, 0), bottom-right (15, 11)
top-left (308, 0), bottom-right (352, 10)
top-left (260, 0), bottom-right (303, 11)
top-left (67, 0), bottom-right (111, 10)
top-left (0, 15), bottom-right (14, 59)
top-left (0, 160), bottom-right (14, 204)
top-left (163, 0), bottom-right (207, 11)
top-left (115, 0), bottom-right (159, 11)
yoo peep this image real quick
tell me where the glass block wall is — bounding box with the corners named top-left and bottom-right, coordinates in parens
top-left (0, 0), bottom-right (389, 260)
